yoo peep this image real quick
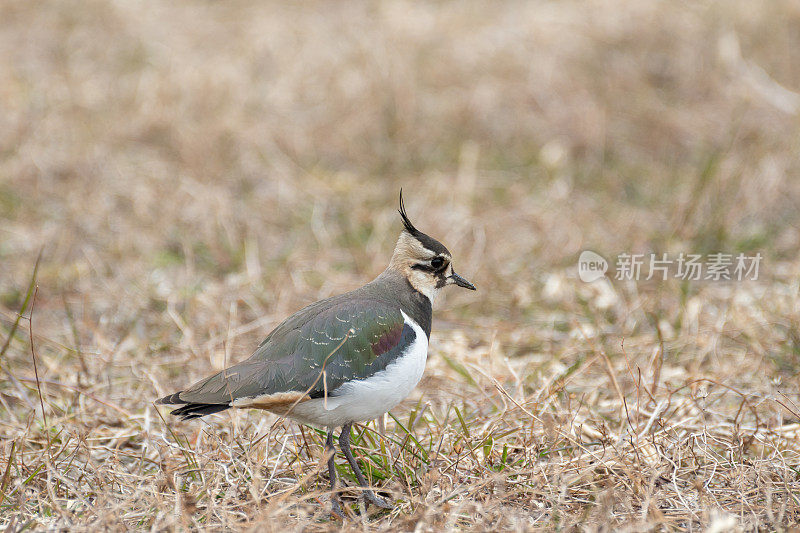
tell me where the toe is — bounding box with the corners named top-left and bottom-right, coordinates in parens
top-left (330, 499), bottom-right (346, 520)
top-left (365, 492), bottom-right (394, 509)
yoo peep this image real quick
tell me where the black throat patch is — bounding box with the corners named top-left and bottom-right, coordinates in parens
top-left (402, 279), bottom-right (433, 338)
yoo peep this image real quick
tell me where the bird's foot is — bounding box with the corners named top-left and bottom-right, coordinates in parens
top-left (330, 497), bottom-right (346, 519)
top-left (362, 489), bottom-right (394, 509)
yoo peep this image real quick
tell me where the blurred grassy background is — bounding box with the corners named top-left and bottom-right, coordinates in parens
top-left (2, 0), bottom-right (800, 530)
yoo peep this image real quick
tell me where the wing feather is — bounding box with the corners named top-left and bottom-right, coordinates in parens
top-left (171, 298), bottom-right (410, 408)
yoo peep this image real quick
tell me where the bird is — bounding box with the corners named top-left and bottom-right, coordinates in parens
top-left (157, 191), bottom-right (476, 515)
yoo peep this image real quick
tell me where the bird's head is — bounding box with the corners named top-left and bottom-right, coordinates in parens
top-left (388, 191), bottom-right (476, 302)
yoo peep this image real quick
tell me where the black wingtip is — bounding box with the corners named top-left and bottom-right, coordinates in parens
top-left (398, 189), bottom-right (419, 235)
top-left (156, 391), bottom-right (185, 405)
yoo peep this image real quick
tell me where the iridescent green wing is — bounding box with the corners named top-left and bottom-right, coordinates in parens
top-left (290, 301), bottom-right (414, 397)
top-left (177, 299), bottom-right (413, 404)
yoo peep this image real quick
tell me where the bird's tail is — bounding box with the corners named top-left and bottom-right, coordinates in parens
top-left (156, 392), bottom-right (231, 420)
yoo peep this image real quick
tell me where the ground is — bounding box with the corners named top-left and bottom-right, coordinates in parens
top-left (1, 0), bottom-right (800, 531)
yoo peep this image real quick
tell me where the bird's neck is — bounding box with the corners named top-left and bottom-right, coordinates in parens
top-left (373, 268), bottom-right (433, 338)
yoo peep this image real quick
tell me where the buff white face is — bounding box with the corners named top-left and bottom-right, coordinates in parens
top-left (389, 229), bottom-right (475, 302)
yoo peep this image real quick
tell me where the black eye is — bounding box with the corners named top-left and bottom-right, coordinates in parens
top-left (430, 257), bottom-right (445, 269)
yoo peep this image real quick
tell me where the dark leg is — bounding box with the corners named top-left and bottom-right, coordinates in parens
top-left (326, 429), bottom-right (344, 518)
top-left (339, 422), bottom-right (393, 509)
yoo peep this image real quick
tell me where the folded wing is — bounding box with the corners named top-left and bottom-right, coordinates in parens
top-left (158, 297), bottom-right (412, 419)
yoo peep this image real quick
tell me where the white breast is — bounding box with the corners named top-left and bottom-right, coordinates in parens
top-left (288, 310), bottom-right (428, 428)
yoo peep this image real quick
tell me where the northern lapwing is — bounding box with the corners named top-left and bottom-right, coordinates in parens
top-left (157, 191), bottom-right (476, 514)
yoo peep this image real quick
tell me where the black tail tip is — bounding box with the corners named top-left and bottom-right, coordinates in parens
top-left (156, 391), bottom-right (230, 420)
top-left (169, 403), bottom-right (231, 420)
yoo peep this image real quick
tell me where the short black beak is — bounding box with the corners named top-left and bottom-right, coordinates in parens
top-left (449, 271), bottom-right (476, 290)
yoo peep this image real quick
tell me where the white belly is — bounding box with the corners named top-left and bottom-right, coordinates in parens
top-left (289, 310), bottom-right (428, 428)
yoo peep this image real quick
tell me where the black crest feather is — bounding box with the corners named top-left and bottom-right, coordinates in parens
top-left (398, 189), bottom-right (420, 235)
top-left (397, 189), bottom-right (451, 256)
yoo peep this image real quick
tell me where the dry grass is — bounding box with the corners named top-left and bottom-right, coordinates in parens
top-left (2, 0), bottom-right (800, 530)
